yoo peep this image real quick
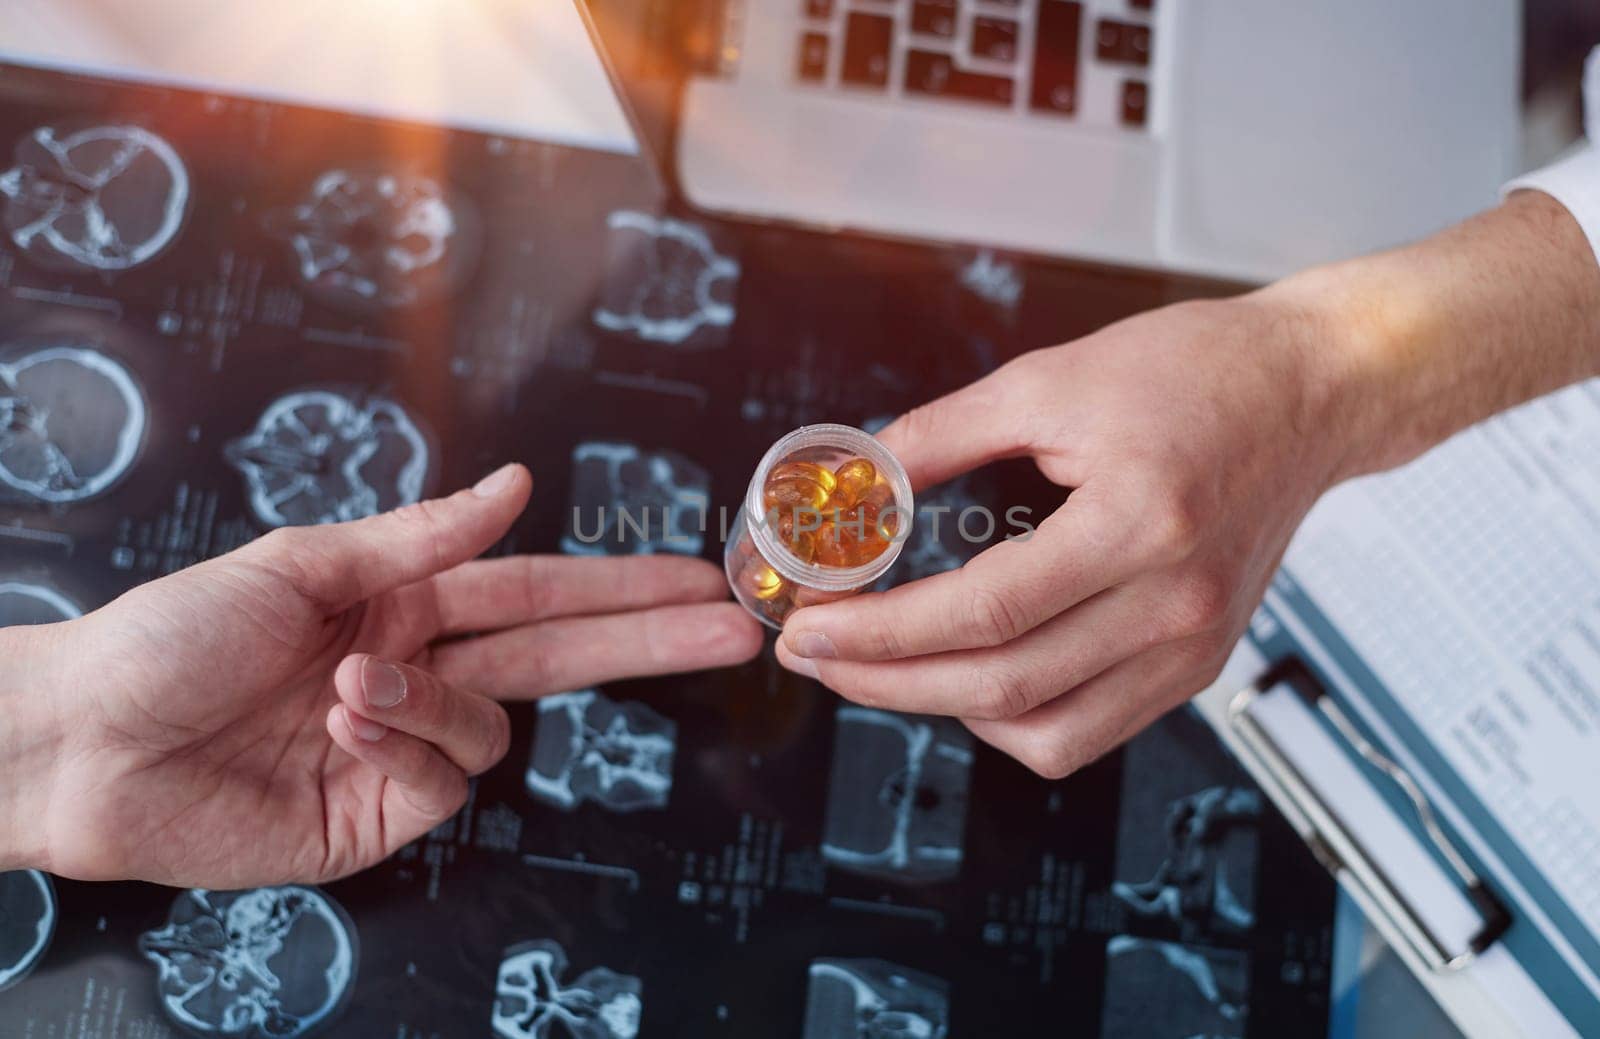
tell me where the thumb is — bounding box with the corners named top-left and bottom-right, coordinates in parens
top-left (278, 463), bottom-right (532, 609)
top-left (875, 359), bottom-right (1035, 490)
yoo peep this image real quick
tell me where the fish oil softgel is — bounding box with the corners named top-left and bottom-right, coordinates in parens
top-left (725, 424), bottom-right (914, 627)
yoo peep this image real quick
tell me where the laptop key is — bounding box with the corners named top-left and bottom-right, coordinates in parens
top-left (1096, 19), bottom-right (1151, 66)
top-left (1121, 79), bottom-right (1148, 127)
top-left (798, 32), bottom-right (830, 82)
top-left (905, 50), bottom-right (1015, 105)
top-left (1030, 1), bottom-right (1082, 115)
top-left (842, 12), bottom-right (894, 87)
top-left (971, 17), bottom-right (1019, 62)
top-left (910, 0), bottom-right (957, 38)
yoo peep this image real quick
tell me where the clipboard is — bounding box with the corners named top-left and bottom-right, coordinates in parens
top-left (1194, 634), bottom-right (1593, 1039)
top-left (1225, 655), bottom-right (1511, 973)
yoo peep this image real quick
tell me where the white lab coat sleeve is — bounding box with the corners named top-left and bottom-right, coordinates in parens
top-left (1504, 46), bottom-right (1600, 264)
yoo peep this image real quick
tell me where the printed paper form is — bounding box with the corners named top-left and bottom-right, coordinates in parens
top-left (1279, 376), bottom-right (1600, 990)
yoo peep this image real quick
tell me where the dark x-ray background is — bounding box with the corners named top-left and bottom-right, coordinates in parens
top-left (0, 61), bottom-right (1339, 1038)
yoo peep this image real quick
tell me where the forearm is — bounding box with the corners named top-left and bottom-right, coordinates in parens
top-left (1270, 190), bottom-right (1600, 480)
top-left (0, 624), bottom-right (65, 872)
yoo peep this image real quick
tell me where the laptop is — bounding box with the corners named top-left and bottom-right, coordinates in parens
top-left (676, 0), bottom-right (1523, 281)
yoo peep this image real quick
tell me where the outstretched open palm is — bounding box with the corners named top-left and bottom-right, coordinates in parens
top-left (36, 465), bottom-right (760, 887)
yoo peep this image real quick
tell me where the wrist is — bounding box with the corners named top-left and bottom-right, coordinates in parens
top-left (1257, 191), bottom-right (1600, 484)
top-left (1243, 265), bottom-right (1398, 487)
top-left (0, 624), bottom-right (68, 872)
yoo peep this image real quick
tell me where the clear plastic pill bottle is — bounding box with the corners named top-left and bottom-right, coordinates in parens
top-left (724, 423), bottom-right (914, 628)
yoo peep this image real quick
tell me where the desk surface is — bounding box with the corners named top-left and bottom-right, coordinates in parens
top-left (0, 63), bottom-right (1337, 1037)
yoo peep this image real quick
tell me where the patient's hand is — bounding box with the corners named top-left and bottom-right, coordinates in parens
top-left (0, 465), bottom-right (761, 887)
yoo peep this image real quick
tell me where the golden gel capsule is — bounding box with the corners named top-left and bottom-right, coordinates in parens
top-left (862, 479), bottom-right (894, 511)
top-left (769, 461), bottom-right (837, 494)
top-left (827, 457), bottom-right (877, 510)
top-left (764, 476), bottom-right (830, 513)
top-left (750, 563), bottom-right (785, 601)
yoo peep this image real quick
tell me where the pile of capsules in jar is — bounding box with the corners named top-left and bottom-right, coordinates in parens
top-left (748, 454), bottom-right (899, 613)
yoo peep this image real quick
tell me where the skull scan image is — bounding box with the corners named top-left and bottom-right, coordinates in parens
top-left (265, 170), bottom-right (474, 309)
top-left (138, 886), bottom-right (356, 1039)
top-left (526, 690), bottom-right (676, 813)
top-left (0, 870), bottom-right (56, 993)
top-left (593, 210), bottom-right (739, 347)
top-left (561, 442), bottom-right (710, 556)
top-left (802, 959), bottom-right (950, 1039)
top-left (0, 124), bottom-right (188, 272)
top-left (822, 707), bottom-right (974, 883)
top-left (225, 389), bottom-right (431, 528)
top-left (0, 580), bottom-right (82, 626)
top-left (1100, 936), bottom-right (1248, 1039)
top-left (0, 345), bottom-right (146, 505)
top-left (492, 940), bottom-right (643, 1039)
top-left (1112, 785), bottom-right (1261, 933)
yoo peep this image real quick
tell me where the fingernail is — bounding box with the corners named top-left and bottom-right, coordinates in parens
top-left (346, 709), bottom-right (388, 742)
top-left (362, 658), bottom-right (408, 709)
top-left (782, 654), bottom-right (820, 680)
top-left (473, 464), bottom-right (517, 498)
top-left (791, 631), bottom-right (837, 660)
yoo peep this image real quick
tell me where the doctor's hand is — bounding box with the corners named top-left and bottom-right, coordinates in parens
top-left (0, 464), bottom-right (762, 887)
top-left (776, 191), bottom-right (1600, 778)
top-left (776, 297), bottom-right (1347, 777)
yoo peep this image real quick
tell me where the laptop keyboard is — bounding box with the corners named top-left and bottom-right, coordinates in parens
top-left (796, 0), bottom-right (1154, 130)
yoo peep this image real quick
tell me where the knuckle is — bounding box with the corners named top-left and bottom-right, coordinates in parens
top-left (969, 661), bottom-right (1035, 721)
top-left (861, 619), bottom-right (906, 661)
top-left (1169, 568), bottom-right (1233, 637)
top-left (435, 771), bottom-right (470, 816)
top-left (253, 526), bottom-right (303, 556)
top-left (1141, 483), bottom-right (1207, 563)
top-left (893, 401), bottom-right (941, 447)
top-left (965, 584), bottom-right (1030, 648)
top-left (1021, 740), bottom-right (1080, 781)
top-left (1178, 637), bottom-right (1231, 691)
top-left (482, 706), bottom-right (513, 770)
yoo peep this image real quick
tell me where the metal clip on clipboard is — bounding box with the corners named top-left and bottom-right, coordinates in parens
top-left (1227, 656), bottom-right (1512, 973)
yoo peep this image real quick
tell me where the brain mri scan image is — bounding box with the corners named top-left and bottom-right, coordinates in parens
top-left (822, 707), bottom-right (974, 883)
top-left (492, 940), bottom-right (643, 1039)
top-left (225, 388), bottom-right (432, 528)
top-left (957, 249), bottom-right (1024, 311)
top-left (0, 344), bottom-right (146, 505)
top-left (0, 580), bottom-right (82, 626)
top-left (801, 959), bottom-right (950, 1039)
top-left (264, 169), bottom-right (476, 309)
top-left (561, 442), bottom-right (710, 556)
top-left (526, 690), bottom-right (676, 813)
top-left (1112, 785), bottom-right (1261, 933)
top-left (592, 210), bottom-right (739, 347)
top-left (138, 886), bottom-right (356, 1039)
top-left (1100, 936), bottom-right (1248, 1039)
top-left (0, 870), bottom-right (56, 993)
top-left (0, 124), bottom-right (188, 272)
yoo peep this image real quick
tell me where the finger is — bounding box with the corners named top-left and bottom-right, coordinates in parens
top-left (275, 463), bottom-right (532, 609)
top-left (776, 582), bottom-right (1164, 719)
top-left (429, 554), bottom-right (730, 635)
top-left (334, 654), bottom-right (510, 774)
top-left (874, 356), bottom-right (1042, 489)
top-left (324, 703), bottom-right (469, 833)
top-left (783, 485), bottom-right (1148, 662)
top-left (962, 638), bottom-right (1217, 779)
top-left (433, 602), bottom-right (764, 700)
